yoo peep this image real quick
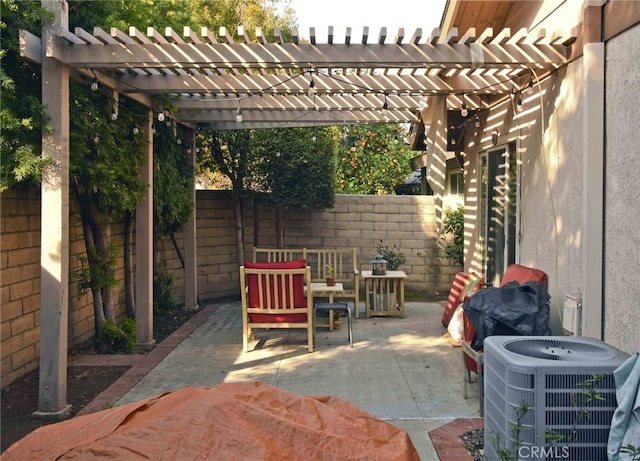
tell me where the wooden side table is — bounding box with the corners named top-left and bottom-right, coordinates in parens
top-left (362, 271), bottom-right (407, 318)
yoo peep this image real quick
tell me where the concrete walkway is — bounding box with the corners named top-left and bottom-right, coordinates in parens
top-left (95, 300), bottom-right (481, 459)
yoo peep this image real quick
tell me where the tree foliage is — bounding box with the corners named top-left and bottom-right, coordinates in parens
top-left (153, 122), bottom-right (194, 237)
top-left (337, 124), bottom-right (414, 195)
top-left (0, 0), bottom-right (51, 191)
top-left (251, 126), bottom-right (337, 210)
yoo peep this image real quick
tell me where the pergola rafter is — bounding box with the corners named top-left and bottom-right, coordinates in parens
top-left (20, 24), bottom-right (575, 129)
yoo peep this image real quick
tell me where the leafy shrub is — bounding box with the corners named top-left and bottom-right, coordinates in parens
top-left (442, 206), bottom-right (464, 265)
top-left (95, 317), bottom-right (137, 353)
top-left (376, 241), bottom-right (406, 271)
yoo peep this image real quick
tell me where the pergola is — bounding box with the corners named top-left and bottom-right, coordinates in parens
top-left (21, 0), bottom-right (575, 415)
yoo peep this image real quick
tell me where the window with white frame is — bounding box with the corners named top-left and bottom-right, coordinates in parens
top-left (447, 171), bottom-right (464, 195)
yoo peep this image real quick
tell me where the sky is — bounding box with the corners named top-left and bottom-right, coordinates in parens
top-left (288, 0), bottom-right (448, 43)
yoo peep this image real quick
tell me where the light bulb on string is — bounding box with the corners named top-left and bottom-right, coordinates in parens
top-left (235, 98), bottom-right (243, 123)
top-left (460, 94), bottom-right (468, 117)
top-left (157, 110), bottom-right (165, 122)
top-left (517, 91), bottom-right (523, 111)
top-left (111, 106), bottom-right (118, 121)
top-left (90, 78), bottom-right (99, 91)
top-left (382, 93), bottom-right (388, 110)
top-left (132, 123), bottom-right (140, 135)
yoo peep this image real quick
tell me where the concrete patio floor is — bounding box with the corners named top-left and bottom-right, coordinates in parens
top-left (79, 300), bottom-right (484, 460)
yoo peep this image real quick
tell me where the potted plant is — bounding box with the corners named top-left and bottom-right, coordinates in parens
top-left (325, 264), bottom-right (335, 286)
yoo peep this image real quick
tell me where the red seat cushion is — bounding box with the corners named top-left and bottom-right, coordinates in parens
top-left (243, 260), bottom-right (307, 322)
top-left (501, 264), bottom-right (548, 289)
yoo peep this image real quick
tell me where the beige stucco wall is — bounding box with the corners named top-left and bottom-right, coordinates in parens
top-left (604, 24), bottom-right (640, 353)
top-left (461, 2), bottom-right (640, 355)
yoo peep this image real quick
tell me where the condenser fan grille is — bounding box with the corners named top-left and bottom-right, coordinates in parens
top-left (504, 338), bottom-right (618, 361)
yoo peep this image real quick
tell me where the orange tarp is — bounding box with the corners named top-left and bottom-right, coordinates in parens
top-left (2, 382), bottom-right (420, 460)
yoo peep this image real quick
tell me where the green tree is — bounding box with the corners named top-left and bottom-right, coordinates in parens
top-left (69, 81), bottom-right (148, 333)
top-left (337, 124), bottom-right (414, 195)
top-left (197, 129), bottom-right (253, 262)
top-left (252, 126), bottom-right (337, 246)
top-left (0, 0), bottom-right (51, 191)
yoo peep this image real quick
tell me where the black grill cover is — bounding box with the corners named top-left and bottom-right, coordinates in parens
top-left (462, 281), bottom-right (551, 351)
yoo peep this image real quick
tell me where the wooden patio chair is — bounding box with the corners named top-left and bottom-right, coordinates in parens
top-left (239, 260), bottom-right (314, 353)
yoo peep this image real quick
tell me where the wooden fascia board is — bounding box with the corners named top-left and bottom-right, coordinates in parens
top-left (604, 0), bottom-right (640, 41)
top-left (170, 95), bottom-right (424, 111)
top-left (178, 109), bottom-right (417, 124)
top-left (119, 71), bottom-right (526, 96)
top-left (44, 41), bottom-right (570, 69)
top-left (19, 29), bottom-right (42, 64)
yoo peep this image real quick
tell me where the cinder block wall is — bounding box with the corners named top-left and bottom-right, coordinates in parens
top-left (1, 187), bottom-right (42, 387)
top-left (1, 188), bottom-right (126, 388)
top-left (166, 191), bottom-right (461, 302)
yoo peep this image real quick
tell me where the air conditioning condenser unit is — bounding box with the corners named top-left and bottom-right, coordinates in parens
top-left (484, 336), bottom-right (629, 461)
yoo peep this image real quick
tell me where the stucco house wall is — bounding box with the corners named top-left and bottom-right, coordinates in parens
top-left (604, 24), bottom-right (640, 353)
top-left (460, 1), bottom-right (640, 354)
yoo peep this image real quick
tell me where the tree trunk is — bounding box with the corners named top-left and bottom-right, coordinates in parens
top-left (123, 211), bottom-right (135, 318)
top-left (81, 217), bottom-right (106, 333)
top-left (275, 208), bottom-right (284, 248)
top-left (76, 191), bottom-right (116, 333)
top-left (233, 189), bottom-right (245, 264)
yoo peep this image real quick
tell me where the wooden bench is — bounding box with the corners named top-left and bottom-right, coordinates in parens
top-left (252, 247), bottom-right (360, 312)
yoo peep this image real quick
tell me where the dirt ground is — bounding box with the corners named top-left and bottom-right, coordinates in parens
top-left (1, 307), bottom-right (198, 453)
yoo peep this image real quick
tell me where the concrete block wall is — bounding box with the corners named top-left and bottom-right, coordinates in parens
top-left (0, 187), bottom-right (42, 387)
top-left (1, 188), bottom-right (126, 388)
top-left (166, 191), bottom-right (462, 303)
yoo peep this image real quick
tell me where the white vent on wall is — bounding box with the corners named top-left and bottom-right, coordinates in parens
top-left (562, 294), bottom-right (582, 335)
top-left (484, 336), bottom-right (629, 461)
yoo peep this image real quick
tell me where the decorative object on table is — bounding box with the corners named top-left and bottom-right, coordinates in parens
top-left (370, 254), bottom-right (387, 275)
top-left (376, 240), bottom-right (406, 271)
top-left (325, 264), bottom-right (335, 286)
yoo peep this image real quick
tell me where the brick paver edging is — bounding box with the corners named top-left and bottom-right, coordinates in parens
top-left (75, 304), bottom-right (217, 416)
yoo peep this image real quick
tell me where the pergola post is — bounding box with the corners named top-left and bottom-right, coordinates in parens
top-left (424, 96), bottom-right (448, 234)
top-left (36, 0), bottom-right (72, 418)
top-left (184, 130), bottom-right (199, 311)
top-left (582, 42), bottom-right (605, 340)
top-left (135, 111), bottom-right (155, 348)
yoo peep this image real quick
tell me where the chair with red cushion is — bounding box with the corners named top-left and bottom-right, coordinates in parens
top-left (239, 260), bottom-right (314, 353)
top-left (461, 264), bottom-right (549, 415)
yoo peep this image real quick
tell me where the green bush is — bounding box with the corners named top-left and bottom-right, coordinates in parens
top-left (376, 241), bottom-right (406, 271)
top-left (95, 317), bottom-right (137, 353)
top-left (442, 206), bottom-right (464, 266)
top-left (154, 271), bottom-right (176, 314)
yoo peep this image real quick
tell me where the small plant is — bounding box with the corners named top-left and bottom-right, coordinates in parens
top-left (325, 264), bottom-right (335, 278)
top-left (154, 270), bottom-right (176, 314)
top-left (325, 264), bottom-right (336, 286)
top-left (441, 205), bottom-right (464, 266)
top-left (417, 247), bottom-right (441, 295)
top-left (621, 444), bottom-right (640, 460)
top-left (376, 240), bottom-right (406, 271)
top-left (95, 317), bottom-right (137, 353)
